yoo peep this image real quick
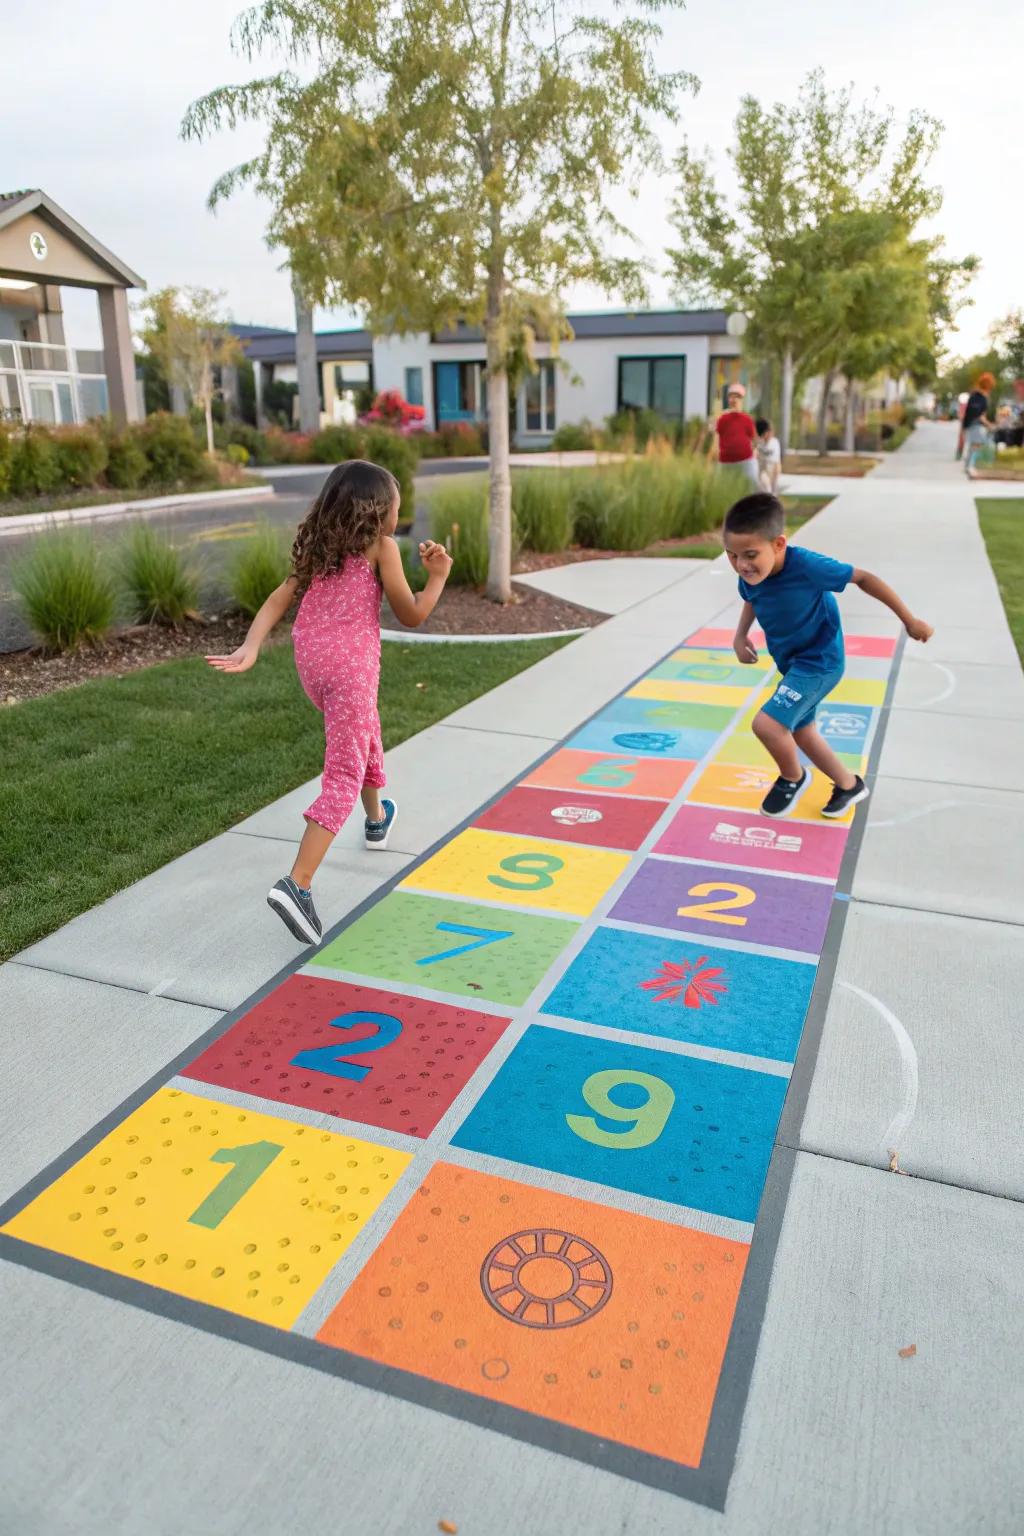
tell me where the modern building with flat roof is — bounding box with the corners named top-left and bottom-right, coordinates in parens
top-left (0, 189), bottom-right (145, 427)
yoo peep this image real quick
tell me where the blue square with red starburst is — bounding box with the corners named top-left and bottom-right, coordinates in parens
top-left (541, 925), bottom-right (814, 1064)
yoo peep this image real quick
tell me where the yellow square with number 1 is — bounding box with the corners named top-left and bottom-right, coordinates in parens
top-left (400, 828), bottom-right (630, 916)
top-left (2, 1087), bottom-right (412, 1328)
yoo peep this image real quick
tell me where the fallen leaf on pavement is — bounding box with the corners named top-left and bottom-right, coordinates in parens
top-left (898, 1344), bottom-right (917, 1359)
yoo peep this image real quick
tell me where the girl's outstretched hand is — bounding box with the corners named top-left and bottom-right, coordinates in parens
top-left (206, 642), bottom-right (259, 673)
top-left (419, 540), bottom-right (453, 579)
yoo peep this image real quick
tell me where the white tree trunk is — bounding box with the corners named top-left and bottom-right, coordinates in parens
top-left (844, 378), bottom-right (857, 454)
top-left (292, 273), bottom-right (320, 435)
top-left (780, 349), bottom-right (795, 456)
top-left (485, 315), bottom-right (513, 604)
top-left (816, 368), bottom-right (836, 456)
top-left (204, 398), bottom-right (215, 456)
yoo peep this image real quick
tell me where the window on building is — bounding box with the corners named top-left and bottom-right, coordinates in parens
top-left (404, 366), bottom-right (424, 407)
top-left (435, 360), bottom-right (487, 422)
top-left (617, 356), bottom-right (686, 420)
top-left (524, 361), bottom-right (556, 433)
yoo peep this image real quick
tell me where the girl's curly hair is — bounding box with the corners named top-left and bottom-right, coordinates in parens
top-left (290, 459), bottom-right (400, 596)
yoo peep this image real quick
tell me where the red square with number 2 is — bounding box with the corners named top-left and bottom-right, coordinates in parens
top-left (181, 975), bottom-right (512, 1139)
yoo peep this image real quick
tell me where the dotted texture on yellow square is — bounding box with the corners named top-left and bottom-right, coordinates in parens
top-left (688, 762), bottom-right (858, 823)
top-left (2, 1087), bottom-right (411, 1328)
top-left (667, 646), bottom-right (772, 671)
top-left (626, 679), bottom-right (754, 708)
top-left (318, 1162), bottom-right (749, 1468)
top-left (400, 829), bottom-right (630, 916)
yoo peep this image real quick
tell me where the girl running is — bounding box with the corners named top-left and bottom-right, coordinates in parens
top-left (207, 458), bottom-right (452, 945)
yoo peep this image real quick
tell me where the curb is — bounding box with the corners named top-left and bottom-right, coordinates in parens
top-left (0, 485), bottom-right (276, 537)
top-left (381, 625), bottom-right (591, 645)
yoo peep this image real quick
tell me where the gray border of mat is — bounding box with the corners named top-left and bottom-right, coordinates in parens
top-left (0, 623), bottom-right (906, 1514)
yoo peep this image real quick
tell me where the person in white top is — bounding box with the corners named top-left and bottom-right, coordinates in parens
top-left (756, 417), bottom-right (782, 493)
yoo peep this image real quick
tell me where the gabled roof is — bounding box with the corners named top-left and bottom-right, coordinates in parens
top-left (228, 322), bottom-right (295, 341)
top-left (0, 189), bottom-right (145, 287)
top-left (243, 327), bottom-right (373, 363)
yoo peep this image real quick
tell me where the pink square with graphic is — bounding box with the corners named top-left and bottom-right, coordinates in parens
top-left (655, 803), bottom-right (848, 882)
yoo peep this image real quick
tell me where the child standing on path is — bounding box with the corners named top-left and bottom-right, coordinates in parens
top-left (755, 417), bottom-right (782, 493)
top-left (207, 459), bottom-right (452, 944)
top-left (723, 493), bottom-right (933, 820)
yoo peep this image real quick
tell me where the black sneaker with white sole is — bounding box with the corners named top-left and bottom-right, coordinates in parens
top-left (821, 775), bottom-right (870, 818)
top-left (760, 767), bottom-right (811, 818)
top-left (365, 798), bottom-right (398, 850)
top-left (267, 877), bottom-right (322, 945)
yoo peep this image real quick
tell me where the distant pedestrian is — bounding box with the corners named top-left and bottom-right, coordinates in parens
top-left (206, 459), bottom-right (452, 945)
top-left (962, 373), bottom-right (996, 474)
top-left (755, 416), bottom-right (782, 493)
top-left (708, 383), bottom-right (759, 487)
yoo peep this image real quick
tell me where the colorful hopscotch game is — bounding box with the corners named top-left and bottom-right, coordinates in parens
top-left (0, 622), bottom-right (899, 1508)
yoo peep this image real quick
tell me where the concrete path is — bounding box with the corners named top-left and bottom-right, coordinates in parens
top-left (2, 418), bottom-right (1023, 1535)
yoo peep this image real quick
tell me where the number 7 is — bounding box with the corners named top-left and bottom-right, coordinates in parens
top-left (416, 921), bottom-right (513, 966)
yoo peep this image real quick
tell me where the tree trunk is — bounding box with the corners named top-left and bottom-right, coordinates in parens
top-left (780, 349), bottom-right (795, 457)
top-left (485, 304), bottom-right (513, 603)
top-left (292, 273), bottom-right (319, 435)
top-left (204, 398), bottom-right (215, 456)
top-left (816, 368), bottom-right (836, 456)
top-left (844, 378), bottom-right (857, 454)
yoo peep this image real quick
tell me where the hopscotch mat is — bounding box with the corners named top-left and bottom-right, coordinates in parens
top-left (0, 624), bottom-right (901, 1509)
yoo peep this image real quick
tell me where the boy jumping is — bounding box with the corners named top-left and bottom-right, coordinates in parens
top-left (723, 493), bottom-right (933, 819)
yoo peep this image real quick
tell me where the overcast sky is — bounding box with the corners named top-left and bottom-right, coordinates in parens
top-left (5, 0), bottom-right (1019, 358)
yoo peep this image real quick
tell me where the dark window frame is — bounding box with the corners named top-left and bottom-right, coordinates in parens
top-left (616, 354), bottom-right (687, 420)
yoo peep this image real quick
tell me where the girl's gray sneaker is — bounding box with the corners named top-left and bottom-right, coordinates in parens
top-left (267, 877), bottom-right (322, 944)
top-left (365, 798), bottom-right (398, 850)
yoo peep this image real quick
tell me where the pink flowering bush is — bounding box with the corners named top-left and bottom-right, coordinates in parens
top-left (359, 390), bottom-right (427, 435)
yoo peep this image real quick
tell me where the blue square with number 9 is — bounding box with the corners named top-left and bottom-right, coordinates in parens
top-left (451, 1024), bottom-right (787, 1223)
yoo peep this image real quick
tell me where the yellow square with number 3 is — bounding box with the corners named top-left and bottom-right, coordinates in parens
top-left (2, 1087), bottom-right (412, 1328)
top-left (401, 828), bottom-right (630, 916)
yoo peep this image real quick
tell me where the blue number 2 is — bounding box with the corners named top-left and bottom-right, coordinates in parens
top-left (290, 1011), bottom-right (402, 1082)
top-left (416, 921), bottom-right (513, 966)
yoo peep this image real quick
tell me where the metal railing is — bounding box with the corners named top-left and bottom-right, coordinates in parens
top-left (0, 338), bottom-right (109, 425)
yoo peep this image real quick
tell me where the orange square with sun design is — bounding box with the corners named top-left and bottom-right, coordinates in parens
top-left (318, 1162), bottom-right (748, 1468)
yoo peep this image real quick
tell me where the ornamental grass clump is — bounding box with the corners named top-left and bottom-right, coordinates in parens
top-left (512, 470), bottom-right (575, 552)
top-left (229, 523), bottom-right (291, 617)
top-left (119, 525), bottom-right (202, 627)
top-left (13, 532), bottom-right (116, 652)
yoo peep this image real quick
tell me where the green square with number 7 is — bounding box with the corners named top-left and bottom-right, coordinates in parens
top-left (313, 892), bottom-right (580, 1008)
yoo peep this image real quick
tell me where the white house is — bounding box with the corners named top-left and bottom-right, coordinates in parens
top-left (239, 309), bottom-right (752, 444)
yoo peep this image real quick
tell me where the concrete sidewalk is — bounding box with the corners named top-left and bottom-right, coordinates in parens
top-left (2, 418), bottom-right (1023, 1535)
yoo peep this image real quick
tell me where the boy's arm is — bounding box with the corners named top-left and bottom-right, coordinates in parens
top-left (377, 535), bottom-right (452, 628)
top-left (206, 576), bottom-right (298, 672)
top-left (851, 569), bottom-right (933, 642)
top-left (733, 600), bottom-right (759, 663)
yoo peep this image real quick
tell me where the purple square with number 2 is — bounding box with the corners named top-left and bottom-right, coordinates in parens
top-left (610, 856), bottom-right (835, 956)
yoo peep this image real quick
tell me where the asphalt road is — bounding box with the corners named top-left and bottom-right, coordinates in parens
top-left (0, 460), bottom-right (487, 653)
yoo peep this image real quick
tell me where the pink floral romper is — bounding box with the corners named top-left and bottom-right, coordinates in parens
top-left (291, 554), bottom-right (386, 835)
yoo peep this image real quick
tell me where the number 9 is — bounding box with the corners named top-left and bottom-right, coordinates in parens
top-left (488, 852), bottom-right (564, 891)
top-left (566, 1069), bottom-right (675, 1150)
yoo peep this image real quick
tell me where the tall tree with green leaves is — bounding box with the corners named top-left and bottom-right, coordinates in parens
top-left (136, 287), bottom-right (242, 454)
top-left (666, 72), bottom-right (961, 452)
top-left (183, 0), bottom-right (694, 600)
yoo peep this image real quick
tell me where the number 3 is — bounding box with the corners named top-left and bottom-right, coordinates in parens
top-left (566, 1069), bottom-right (674, 1150)
top-left (677, 881), bottom-right (756, 927)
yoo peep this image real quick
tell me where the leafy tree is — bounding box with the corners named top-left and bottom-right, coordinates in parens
top-left (667, 72), bottom-right (968, 451)
top-left (183, 0), bottom-right (694, 600)
top-left (136, 288), bottom-right (242, 454)
top-left (989, 310), bottom-right (1024, 380)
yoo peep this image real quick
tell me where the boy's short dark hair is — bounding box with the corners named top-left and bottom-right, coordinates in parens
top-left (755, 416), bottom-right (771, 435)
top-left (723, 493), bottom-right (785, 540)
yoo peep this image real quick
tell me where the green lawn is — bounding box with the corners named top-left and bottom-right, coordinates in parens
top-left (977, 499), bottom-right (1024, 664)
top-left (0, 635), bottom-right (571, 961)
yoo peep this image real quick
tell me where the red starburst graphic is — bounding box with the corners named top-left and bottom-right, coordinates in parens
top-left (639, 956), bottom-right (727, 1009)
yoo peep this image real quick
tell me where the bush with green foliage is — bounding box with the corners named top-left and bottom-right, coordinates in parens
top-left (311, 424), bottom-right (364, 462)
top-left (225, 421), bottom-right (272, 464)
top-left (229, 523), bottom-right (292, 616)
top-left (605, 408), bottom-right (690, 450)
top-left (104, 428), bottom-right (150, 490)
top-left (119, 525), bottom-right (201, 626)
top-left (429, 482), bottom-right (506, 585)
top-left (550, 421), bottom-right (597, 451)
top-left (513, 470), bottom-right (575, 551)
top-left (137, 413), bottom-right (206, 486)
top-left (13, 532), bottom-right (116, 650)
top-left (262, 427), bottom-right (315, 464)
top-left (9, 426), bottom-right (63, 496)
top-left (417, 421), bottom-right (487, 458)
top-left (0, 426), bottom-right (14, 498)
top-left (364, 426), bottom-right (419, 508)
top-left (51, 426), bottom-right (108, 488)
top-left (398, 538), bottom-right (429, 592)
top-left (225, 442), bottom-right (250, 466)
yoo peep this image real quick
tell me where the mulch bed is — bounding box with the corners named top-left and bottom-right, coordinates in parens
top-left (382, 581), bottom-right (605, 636)
top-left (511, 533), bottom-right (718, 574)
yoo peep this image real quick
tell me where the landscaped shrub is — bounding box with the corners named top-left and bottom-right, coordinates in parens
top-left (513, 470), bottom-right (576, 551)
top-left (263, 427), bottom-right (315, 464)
top-left (119, 525), bottom-right (201, 626)
top-left (418, 421), bottom-right (487, 458)
top-left (430, 482), bottom-right (496, 585)
top-left (398, 538), bottom-right (429, 592)
top-left (137, 413), bottom-right (206, 486)
top-left (225, 443), bottom-right (250, 466)
top-left (104, 428), bottom-right (149, 491)
top-left (225, 421), bottom-right (272, 464)
top-left (13, 532), bottom-right (116, 651)
top-left (229, 524), bottom-right (292, 617)
top-left (51, 425), bottom-right (108, 488)
top-left (311, 424), bottom-right (363, 463)
top-left (364, 426), bottom-right (419, 508)
top-left (0, 426), bottom-right (14, 498)
top-left (9, 426), bottom-right (63, 496)
top-left (605, 408), bottom-right (685, 450)
top-left (359, 390), bottom-right (427, 433)
top-left (550, 422), bottom-right (597, 451)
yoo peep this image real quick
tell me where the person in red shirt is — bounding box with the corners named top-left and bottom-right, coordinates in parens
top-left (709, 383), bottom-right (759, 485)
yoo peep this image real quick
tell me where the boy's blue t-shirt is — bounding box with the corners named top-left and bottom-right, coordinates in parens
top-left (738, 546), bottom-right (854, 675)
